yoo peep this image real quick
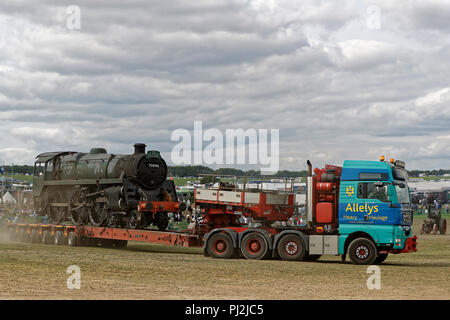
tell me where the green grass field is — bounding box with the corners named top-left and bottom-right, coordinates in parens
top-left (0, 216), bottom-right (449, 300)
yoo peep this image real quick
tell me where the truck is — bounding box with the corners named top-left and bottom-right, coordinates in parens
top-left (4, 156), bottom-right (417, 265)
top-left (168, 156), bottom-right (417, 265)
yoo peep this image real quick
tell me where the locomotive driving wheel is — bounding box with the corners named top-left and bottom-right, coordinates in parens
top-left (68, 190), bottom-right (83, 225)
top-left (48, 191), bottom-right (68, 224)
top-left (127, 210), bottom-right (141, 229)
top-left (89, 201), bottom-right (108, 227)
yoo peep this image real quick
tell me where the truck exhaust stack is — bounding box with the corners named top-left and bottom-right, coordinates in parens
top-left (306, 160), bottom-right (313, 225)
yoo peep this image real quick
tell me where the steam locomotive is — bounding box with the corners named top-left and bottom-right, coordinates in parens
top-left (32, 143), bottom-right (184, 230)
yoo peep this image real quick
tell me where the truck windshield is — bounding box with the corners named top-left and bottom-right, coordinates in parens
top-left (395, 183), bottom-right (410, 204)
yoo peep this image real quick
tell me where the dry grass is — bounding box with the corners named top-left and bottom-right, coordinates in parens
top-left (0, 217), bottom-right (449, 300)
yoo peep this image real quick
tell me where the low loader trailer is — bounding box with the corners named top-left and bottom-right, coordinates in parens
top-left (5, 222), bottom-right (201, 248)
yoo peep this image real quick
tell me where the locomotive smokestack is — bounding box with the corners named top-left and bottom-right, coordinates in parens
top-left (134, 143), bottom-right (146, 154)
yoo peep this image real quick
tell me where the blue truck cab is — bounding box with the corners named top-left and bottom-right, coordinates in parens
top-left (337, 158), bottom-right (417, 264)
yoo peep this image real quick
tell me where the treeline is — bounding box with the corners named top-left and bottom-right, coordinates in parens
top-left (1, 165), bottom-right (34, 175)
top-left (168, 166), bottom-right (306, 178)
top-left (4, 165), bottom-right (450, 178)
top-left (408, 169), bottom-right (450, 177)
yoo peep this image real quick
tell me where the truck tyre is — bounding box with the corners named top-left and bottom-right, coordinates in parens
top-left (277, 234), bottom-right (307, 261)
top-left (374, 253), bottom-right (388, 265)
top-left (42, 230), bottom-right (53, 244)
top-left (439, 219), bottom-right (447, 234)
top-left (67, 232), bottom-right (78, 247)
top-left (207, 233), bottom-right (235, 259)
top-left (348, 238), bottom-right (377, 265)
top-left (54, 230), bottom-right (65, 246)
top-left (241, 232), bottom-right (269, 260)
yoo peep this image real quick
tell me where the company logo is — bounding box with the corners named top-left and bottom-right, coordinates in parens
top-left (346, 186), bottom-right (354, 197)
top-left (345, 203), bottom-right (379, 215)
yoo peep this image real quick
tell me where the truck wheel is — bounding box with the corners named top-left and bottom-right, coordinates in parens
top-left (67, 232), bottom-right (78, 247)
top-left (240, 233), bottom-right (269, 260)
top-left (277, 234), bottom-right (306, 261)
top-left (348, 238), bottom-right (377, 265)
top-left (207, 233), bottom-right (235, 259)
top-left (439, 219), bottom-right (447, 234)
top-left (374, 253), bottom-right (388, 265)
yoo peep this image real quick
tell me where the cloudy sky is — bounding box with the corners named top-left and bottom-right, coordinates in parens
top-left (0, 0), bottom-right (449, 171)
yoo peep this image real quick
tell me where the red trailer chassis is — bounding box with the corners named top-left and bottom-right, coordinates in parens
top-left (5, 222), bottom-right (201, 248)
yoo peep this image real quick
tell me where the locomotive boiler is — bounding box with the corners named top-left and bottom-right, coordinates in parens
top-left (32, 143), bottom-right (183, 230)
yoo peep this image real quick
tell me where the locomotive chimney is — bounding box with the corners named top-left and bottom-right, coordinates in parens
top-left (134, 143), bottom-right (146, 154)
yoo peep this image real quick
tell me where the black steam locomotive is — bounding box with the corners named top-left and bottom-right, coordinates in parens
top-left (32, 143), bottom-right (181, 230)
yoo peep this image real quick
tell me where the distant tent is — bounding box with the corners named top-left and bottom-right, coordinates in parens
top-left (1, 191), bottom-right (16, 204)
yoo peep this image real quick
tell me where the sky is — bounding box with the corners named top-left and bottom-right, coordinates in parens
top-left (0, 0), bottom-right (449, 171)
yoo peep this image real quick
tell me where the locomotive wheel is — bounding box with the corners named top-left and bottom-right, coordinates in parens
top-left (68, 190), bottom-right (83, 225)
top-left (49, 192), bottom-right (68, 224)
top-left (207, 233), bottom-right (235, 259)
top-left (240, 232), bottom-right (269, 260)
top-left (156, 212), bottom-right (169, 231)
top-left (439, 219), bottom-right (447, 234)
top-left (348, 238), bottom-right (377, 265)
top-left (89, 202), bottom-right (108, 227)
top-left (127, 210), bottom-right (141, 229)
top-left (277, 234), bottom-right (306, 261)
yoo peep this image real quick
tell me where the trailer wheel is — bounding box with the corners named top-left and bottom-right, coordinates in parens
top-left (277, 234), bottom-right (306, 261)
top-left (67, 232), bottom-right (78, 247)
top-left (207, 233), bottom-right (235, 259)
top-left (18, 228), bottom-right (27, 242)
top-left (112, 240), bottom-right (127, 248)
top-left (30, 230), bottom-right (40, 243)
top-left (8, 228), bottom-right (17, 242)
top-left (439, 219), bottom-right (447, 234)
top-left (42, 230), bottom-right (53, 244)
top-left (240, 233), bottom-right (269, 260)
top-left (348, 238), bottom-right (377, 265)
top-left (54, 231), bottom-right (65, 246)
top-left (374, 253), bottom-right (388, 265)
